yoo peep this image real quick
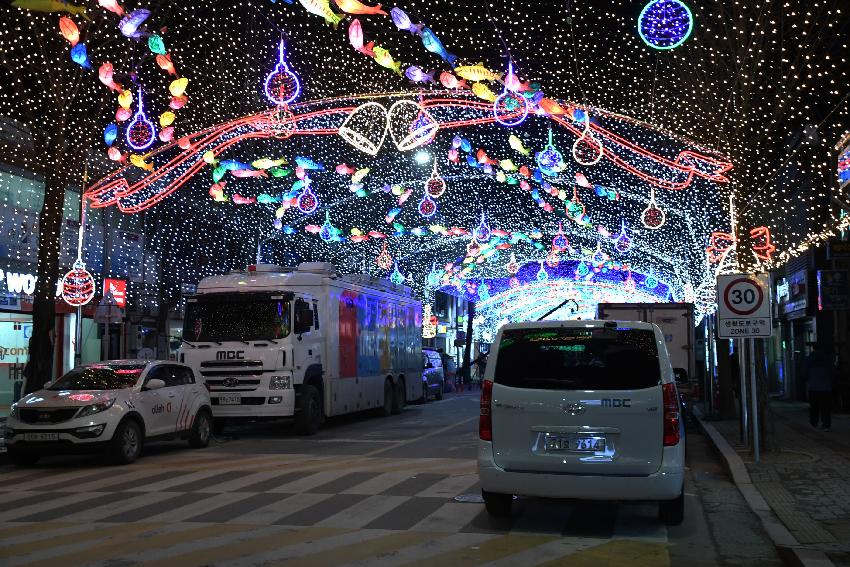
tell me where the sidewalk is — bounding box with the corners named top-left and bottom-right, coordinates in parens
top-left (698, 401), bottom-right (850, 566)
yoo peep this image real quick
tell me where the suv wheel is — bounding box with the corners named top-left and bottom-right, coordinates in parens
top-left (295, 385), bottom-right (322, 435)
top-left (482, 490), bottom-right (512, 517)
top-left (110, 419), bottom-right (143, 465)
top-left (659, 489), bottom-right (684, 525)
top-left (188, 409), bottom-right (212, 448)
top-left (435, 380), bottom-right (444, 400)
top-left (391, 379), bottom-right (405, 414)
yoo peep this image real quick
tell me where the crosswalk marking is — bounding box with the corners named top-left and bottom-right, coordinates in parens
top-left (65, 468), bottom-right (179, 493)
top-left (479, 537), bottom-right (609, 567)
top-left (58, 491), bottom-right (182, 523)
top-left (131, 470), bottom-right (233, 492)
top-left (342, 471), bottom-right (418, 495)
top-left (341, 532), bottom-right (497, 567)
top-left (535, 539), bottom-right (670, 567)
top-left (410, 501), bottom-right (490, 533)
top-left (416, 473), bottom-right (478, 498)
top-left (0, 492), bottom-right (106, 522)
top-left (0, 522), bottom-right (75, 543)
top-left (401, 533), bottom-right (559, 567)
top-left (140, 491), bottom-right (260, 523)
top-left (270, 469), bottom-right (351, 493)
top-left (0, 468), bottom-right (109, 492)
top-left (199, 470), bottom-right (285, 492)
top-left (316, 494), bottom-right (410, 528)
top-left (268, 530), bottom-right (447, 567)
top-left (225, 492), bottom-right (331, 524)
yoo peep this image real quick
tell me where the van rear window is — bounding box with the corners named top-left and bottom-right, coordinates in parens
top-left (493, 327), bottom-right (661, 390)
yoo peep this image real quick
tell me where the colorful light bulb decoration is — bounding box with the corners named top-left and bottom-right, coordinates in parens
top-left (61, 260), bottom-right (96, 307)
top-left (505, 253), bottom-right (520, 275)
top-left (264, 39), bottom-right (301, 106)
top-left (571, 109), bottom-right (604, 166)
top-left (376, 241), bottom-right (393, 270)
top-left (474, 212), bottom-right (492, 242)
top-left (492, 62), bottom-right (529, 127)
top-left (536, 126), bottom-right (565, 174)
top-left (319, 211), bottom-right (336, 242)
top-left (552, 221), bottom-right (569, 251)
top-left (126, 88), bottom-right (156, 151)
top-left (425, 158), bottom-right (447, 198)
top-left (638, 0), bottom-right (694, 50)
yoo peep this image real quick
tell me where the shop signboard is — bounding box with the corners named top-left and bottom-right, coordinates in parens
top-left (817, 270), bottom-right (850, 310)
top-left (103, 278), bottom-right (127, 308)
top-left (0, 320), bottom-right (32, 364)
top-left (780, 270), bottom-right (809, 318)
top-left (827, 240), bottom-right (850, 259)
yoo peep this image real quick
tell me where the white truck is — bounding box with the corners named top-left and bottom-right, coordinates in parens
top-left (596, 303), bottom-right (696, 383)
top-left (178, 262), bottom-right (424, 435)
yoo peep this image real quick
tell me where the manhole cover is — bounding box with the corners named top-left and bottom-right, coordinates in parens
top-left (454, 494), bottom-right (484, 503)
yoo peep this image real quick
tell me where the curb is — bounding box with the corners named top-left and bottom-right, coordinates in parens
top-left (693, 406), bottom-right (835, 567)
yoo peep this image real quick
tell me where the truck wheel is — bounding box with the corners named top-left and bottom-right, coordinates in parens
top-left (659, 488), bottom-right (685, 525)
top-left (188, 410), bottom-right (212, 448)
top-left (392, 378), bottom-right (405, 414)
top-left (378, 379), bottom-right (393, 417)
top-left (295, 385), bottom-right (322, 435)
top-left (109, 419), bottom-right (143, 465)
top-left (435, 380), bottom-right (444, 400)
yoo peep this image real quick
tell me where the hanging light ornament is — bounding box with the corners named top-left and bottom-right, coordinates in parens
top-left (318, 211), bottom-right (337, 242)
top-left (566, 187), bottom-right (586, 223)
top-left (61, 260), bottom-right (95, 307)
top-left (505, 253), bottom-right (520, 275)
top-left (390, 262), bottom-right (405, 285)
top-left (126, 88), bottom-right (156, 151)
top-left (264, 38), bottom-right (301, 106)
top-left (387, 99), bottom-right (438, 151)
top-left (297, 180), bottom-right (319, 214)
top-left (535, 126), bottom-right (565, 174)
top-left (492, 62), bottom-right (529, 127)
top-left (536, 262), bottom-right (549, 282)
top-left (641, 186), bottom-right (667, 229)
top-left (545, 246), bottom-right (560, 268)
top-left (473, 211), bottom-right (492, 242)
top-left (571, 108), bottom-right (604, 166)
top-left (425, 158), bottom-right (446, 198)
top-left (552, 221), bottom-right (569, 251)
top-left (612, 220), bottom-right (632, 253)
top-left (338, 102), bottom-right (389, 156)
top-left (638, 0), bottom-right (694, 50)
top-left (375, 241), bottom-right (393, 270)
top-left (418, 190), bottom-right (438, 217)
top-left (425, 262), bottom-right (442, 288)
top-left (466, 238), bottom-right (481, 257)
top-left (422, 305), bottom-right (437, 338)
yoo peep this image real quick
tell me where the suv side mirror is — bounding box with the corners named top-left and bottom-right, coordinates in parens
top-left (144, 378), bottom-right (166, 391)
top-left (425, 361), bottom-right (433, 369)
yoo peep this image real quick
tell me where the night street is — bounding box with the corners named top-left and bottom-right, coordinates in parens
top-left (0, 393), bottom-right (780, 566)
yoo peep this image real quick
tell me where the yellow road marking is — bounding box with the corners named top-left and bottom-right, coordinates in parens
top-left (1, 523), bottom-right (161, 560)
top-left (20, 523), bottom-right (257, 567)
top-left (137, 526), bottom-right (349, 567)
top-left (0, 522), bottom-right (74, 542)
top-left (265, 531), bottom-right (448, 567)
top-left (401, 534), bottom-right (557, 566)
top-left (535, 539), bottom-right (670, 567)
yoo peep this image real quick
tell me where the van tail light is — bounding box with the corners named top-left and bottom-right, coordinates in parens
top-left (479, 380), bottom-right (493, 441)
top-left (662, 382), bottom-right (680, 446)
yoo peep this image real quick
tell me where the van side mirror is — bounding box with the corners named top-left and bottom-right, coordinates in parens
top-left (144, 378), bottom-right (166, 391)
top-left (673, 368), bottom-right (688, 384)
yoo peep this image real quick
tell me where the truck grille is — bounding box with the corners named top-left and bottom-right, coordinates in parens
top-left (200, 360), bottom-right (263, 368)
top-left (199, 360), bottom-right (265, 378)
top-left (200, 369), bottom-right (264, 377)
top-left (205, 378), bottom-right (261, 391)
top-left (18, 408), bottom-right (80, 424)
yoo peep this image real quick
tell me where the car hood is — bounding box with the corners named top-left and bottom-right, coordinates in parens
top-left (17, 389), bottom-right (122, 408)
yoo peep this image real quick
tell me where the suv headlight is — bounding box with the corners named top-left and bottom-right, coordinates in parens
top-left (269, 375), bottom-right (291, 390)
top-left (76, 398), bottom-right (116, 418)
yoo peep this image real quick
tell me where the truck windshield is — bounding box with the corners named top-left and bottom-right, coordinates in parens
top-left (493, 327), bottom-right (661, 390)
top-left (183, 298), bottom-right (291, 342)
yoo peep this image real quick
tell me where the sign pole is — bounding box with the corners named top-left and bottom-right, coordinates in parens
top-left (738, 339), bottom-right (749, 445)
top-left (74, 167), bottom-right (88, 368)
top-left (750, 337), bottom-right (760, 462)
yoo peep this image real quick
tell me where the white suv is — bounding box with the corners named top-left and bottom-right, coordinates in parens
top-left (478, 320), bottom-right (685, 524)
top-left (5, 360), bottom-right (213, 466)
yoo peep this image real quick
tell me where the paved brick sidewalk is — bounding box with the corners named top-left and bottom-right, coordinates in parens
top-left (710, 401), bottom-right (850, 566)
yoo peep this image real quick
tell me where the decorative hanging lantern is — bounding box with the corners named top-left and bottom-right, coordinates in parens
top-left (505, 253), bottom-right (520, 275)
top-left (418, 191), bottom-right (438, 217)
top-left (641, 186), bottom-right (667, 229)
top-left (387, 99), bottom-right (438, 151)
top-left (338, 102), bottom-right (389, 156)
top-left (571, 109), bottom-right (604, 166)
top-left (126, 88), bottom-right (156, 151)
top-left (297, 182), bottom-right (319, 214)
top-left (638, 0), bottom-right (694, 50)
top-left (425, 158), bottom-right (446, 198)
top-left (390, 262), bottom-right (405, 285)
top-left (492, 62), bottom-right (529, 127)
top-left (376, 241), bottom-right (393, 270)
top-left (552, 221), bottom-right (569, 251)
top-left (536, 262), bottom-right (549, 282)
top-left (62, 260), bottom-right (96, 307)
top-left (535, 126), bottom-right (565, 173)
top-left (264, 38), bottom-right (301, 106)
top-left (319, 211), bottom-right (337, 242)
top-left (612, 220), bottom-right (632, 253)
top-left (473, 212), bottom-right (492, 242)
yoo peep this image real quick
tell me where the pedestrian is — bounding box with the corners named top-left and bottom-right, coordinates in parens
top-left (805, 342), bottom-right (835, 432)
top-left (473, 351), bottom-right (488, 389)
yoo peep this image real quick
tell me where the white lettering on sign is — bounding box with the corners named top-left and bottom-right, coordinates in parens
top-left (0, 268), bottom-right (67, 298)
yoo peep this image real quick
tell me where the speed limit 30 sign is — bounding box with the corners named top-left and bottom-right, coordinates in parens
top-left (716, 274), bottom-right (773, 338)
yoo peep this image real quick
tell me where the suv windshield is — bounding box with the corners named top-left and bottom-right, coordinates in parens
top-left (49, 364), bottom-right (146, 390)
top-left (494, 327), bottom-right (661, 390)
top-left (183, 295), bottom-right (291, 342)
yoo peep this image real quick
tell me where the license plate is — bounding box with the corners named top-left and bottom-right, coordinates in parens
top-left (545, 435), bottom-right (605, 452)
top-left (23, 432), bottom-right (59, 442)
top-left (218, 394), bottom-right (241, 405)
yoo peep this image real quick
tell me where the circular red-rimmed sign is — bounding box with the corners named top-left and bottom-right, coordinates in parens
top-left (723, 277), bottom-right (764, 316)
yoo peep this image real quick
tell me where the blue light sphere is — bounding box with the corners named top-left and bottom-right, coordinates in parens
top-left (638, 0), bottom-right (694, 50)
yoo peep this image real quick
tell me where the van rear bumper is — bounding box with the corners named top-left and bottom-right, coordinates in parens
top-left (478, 442), bottom-right (683, 501)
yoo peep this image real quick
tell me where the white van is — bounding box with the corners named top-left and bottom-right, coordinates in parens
top-left (477, 320), bottom-right (685, 524)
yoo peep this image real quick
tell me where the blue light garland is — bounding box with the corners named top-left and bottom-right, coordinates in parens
top-left (637, 0), bottom-right (694, 51)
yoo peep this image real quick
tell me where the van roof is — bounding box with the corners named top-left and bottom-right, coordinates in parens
top-left (498, 320), bottom-right (658, 332)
